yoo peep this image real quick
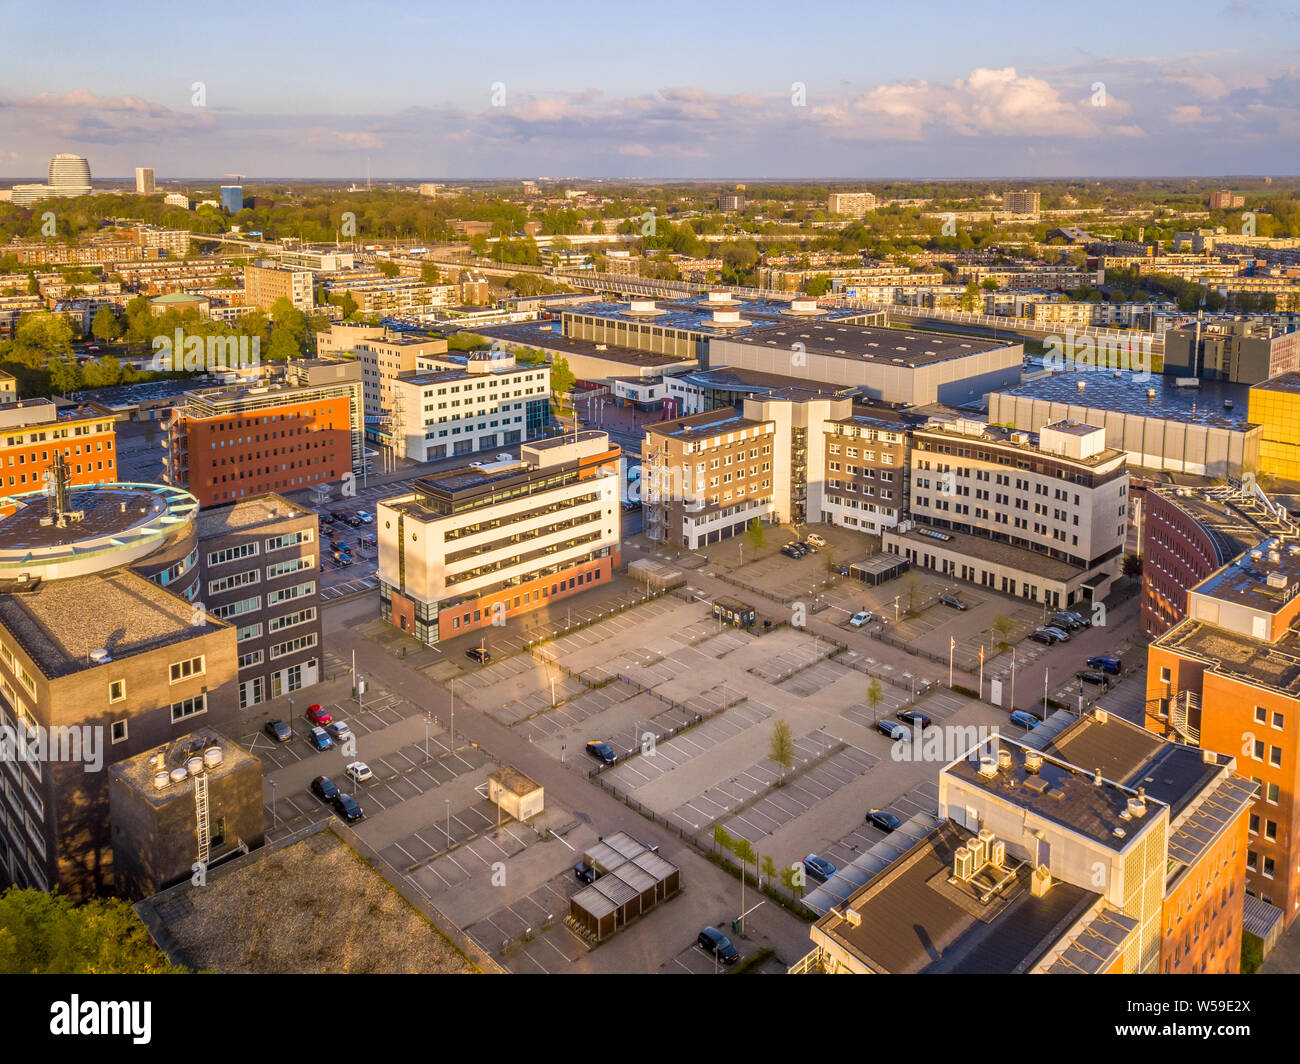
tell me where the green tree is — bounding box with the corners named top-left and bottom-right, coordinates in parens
top-left (81, 355), bottom-right (122, 389)
top-left (269, 297), bottom-right (307, 342)
top-left (26, 273), bottom-right (40, 296)
top-left (713, 824), bottom-right (734, 854)
top-left (550, 356), bottom-right (575, 408)
top-left (13, 312), bottom-right (75, 359)
top-left (992, 613), bottom-right (1014, 645)
top-left (376, 260), bottom-right (400, 278)
top-left (0, 887), bottom-right (185, 974)
top-left (867, 677), bottom-right (883, 723)
top-left (420, 262), bottom-right (442, 285)
top-left (769, 718), bottom-right (795, 783)
top-left (90, 306), bottom-right (121, 344)
top-left (48, 353), bottom-right (82, 395)
top-left (959, 279), bottom-right (981, 312)
top-left (805, 274), bottom-right (832, 297)
top-left (266, 326), bottom-right (300, 361)
top-left (744, 518), bottom-right (766, 553)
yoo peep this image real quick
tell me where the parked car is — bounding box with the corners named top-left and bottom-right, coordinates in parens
top-left (465, 646), bottom-right (491, 664)
top-left (1051, 613), bottom-right (1082, 631)
top-left (585, 740), bottom-right (618, 764)
top-left (1009, 710), bottom-right (1041, 730)
top-left (344, 516), bottom-right (361, 528)
top-left (876, 719), bottom-right (911, 742)
top-left (1029, 630), bottom-right (1055, 645)
top-left (1061, 609), bottom-right (1091, 628)
top-left (1033, 627), bottom-right (1063, 644)
top-left (780, 545), bottom-right (801, 559)
top-left (865, 809), bottom-right (901, 833)
top-left (345, 761), bottom-right (373, 784)
top-left (307, 726), bottom-right (334, 751)
top-left (264, 719), bottom-right (292, 743)
top-left (939, 593), bottom-right (967, 610)
top-left (784, 541), bottom-right (806, 556)
top-left (849, 610), bottom-right (873, 627)
top-left (332, 793), bottom-right (364, 823)
top-left (334, 552), bottom-right (353, 566)
top-left (331, 539), bottom-right (349, 552)
top-left (806, 534), bottom-right (827, 548)
top-left (356, 511), bottom-right (373, 524)
top-left (896, 709), bottom-right (932, 729)
top-left (574, 860), bottom-right (598, 885)
top-left (803, 855), bottom-right (837, 880)
top-left (1078, 670), bottom-right (1108, 686)
top-left (1041, 625), bottom-right (1071, 642)
top-left (697, 926), bottom-right (740, 965)
top-left (310, 776), bottom-right (339, 802)
top-left (836, 564), bottom-right (850, 576)
top-left (798, 540), bottom-right (819, 553)
top-left (306, 704), bottom-right (332, 726)
top-left (1087, 655), bottom-right (1122, 675)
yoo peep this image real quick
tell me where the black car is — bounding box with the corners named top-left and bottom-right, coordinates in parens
top-left (575, 860), bottom-right (599, 885)
top-left (331, 539), bottom-right (349, 551)
top-left (1078, 670), bottom-right (1108, 686)
top-left (344, 516), bottom-right (362, 528)
top-left (697, 926), bottom-right (740, 965)
top-left (939, 593), bottom-right (967, 610)
top-left (1051, 613), bottom-right (1082, 631)
top-left (332, 793), bottom-right (364, 823)
top-left (1029, 630), bottom-right (1055, 645)
top-left (311, 776), bottom-right (339, 802)
top-left (865, 809), bottom-right (901, 833)
top-left (875, 719), bottom-right (911, 741)
top-left (465, 647), bottom-right (491, 664)
top-left (264, 719), bottom-right (292, 743)
top-left (896, 709), bottom-right (932, 729)
top-left (780, 545), bottom-right (800, 558)
top-left (798, 540), bottom-right (819, 553)
top-left (586, 740), bottom-right (618, 764)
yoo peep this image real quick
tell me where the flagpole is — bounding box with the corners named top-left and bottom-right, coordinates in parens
top-left (1010, 647), bottom-right (1016, 711)
top-left (979, 645), bottom-right (984, 701)
top-left (949, 637), bottom-right (954, 688)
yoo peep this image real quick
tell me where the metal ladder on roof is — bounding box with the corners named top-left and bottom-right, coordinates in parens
top-left (195, 772), bottom-right (211, 867)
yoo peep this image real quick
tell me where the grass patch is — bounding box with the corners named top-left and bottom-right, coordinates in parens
top-left (729, 946), bottom-right (775, 974)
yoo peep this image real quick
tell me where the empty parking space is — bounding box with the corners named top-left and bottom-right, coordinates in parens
top-left (465, 875), bottom-right (589, 973)
top-left (820, 780), bottom-right (940, 869)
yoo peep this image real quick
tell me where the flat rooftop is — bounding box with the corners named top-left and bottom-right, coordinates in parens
top-left (675, 365), bottom-right (856, 401)
top-left (112, 730), bottom-right (256, 806)
top-left (948, 735), bottom-right (1164, 852)
top-left (1254, 371), bottom-right (1300, 395)
top-left (645, 410), bottom-right (769, 443)
top-left (478, 323), bottom-right (696, 369)
top-left (1156, 617), bottom-right (1300, 698)
top-left (0, 570), bottom-right (227, 679)
top-left (916, 419), bottom-right (1125, 468)
top-left (721, 320), bottom-right (1011, 367)
top-left (194, 493), bottom-right (313, 537)
top-left (1193, 536), bottom-right (1300, 610)
top-left (995, 372), bottom-right (1254, 430)
top-left (0, 485), bottom-right (171, 550)
top-left (1149, 486), bottom-right (1287, 566)
top-left (887, 523), bottom-right (1083, 582)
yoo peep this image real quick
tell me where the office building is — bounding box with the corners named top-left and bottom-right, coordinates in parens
top-left (0, 566), bottom-right (238, 897)
top-left (886, 417), bottom-right (1129, 608)
top-left (1210, 190), bottom-right (1246, 210)
top-left (351, 334), bottom-right (453, 418)
top-left (48, 154), bottom-right (91, 195)
top-left (165, 369), bottom-right (362, 507)
top-left (1147, 534), bottom-right (1300, 928)
top-left (220, 185), bottom-right (243, 213)
top-left (1140, 483), bottom-right (1294, 637)
top-left (279, 248), bottom-right (354, 272)
top-left (243, 261), bottom-right (314, 314)
top-left (163, 192), bottom-right (191, 209)
top-left (195, 494), bottom-right (322, 709)
top-left (719, 192), bottom-right (745, 212)
top-left (1250, 372), bottom-right (1300, 481)
top-left (0, 400), bottom-right (117, 499)
top-left (378, 432), bottom-right (622, 646)
top-left (1163, 321), bottom-right (1300, 386)
top-left (135, 167), bottom-right (156, 195)
top-left (793, 710), bottom-right (1254, 974)
top-left (391, 348), bottom-right (550, 462)
top-left (827, 192), bottom-right (878, 217)
top-left (1002, 189), bottom-right (1041, 214)
top-left (642, 410), bottom-right (777, 550)
top-left (821, 407), bottom-right (910, 534)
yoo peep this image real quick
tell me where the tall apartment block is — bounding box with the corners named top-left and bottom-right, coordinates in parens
top-left (350, 333), bottom-right (453, 419)
top-left (1210, 190), bottom-right (1246, 210)
top-left (165, 368), bottom-right (362, 507)
top-left (378, 432), bottom-right (622, 645)
top-left (886, 417), bottom-right (1128, 608)
top-left (243, 261), bottom-right (313, 313)
top-left (1002, 189), bottom-right (1041, 214)
top-left (827, 191), bottom-right (878, 217)
top-left (195, 494), bottom-right (322, 709)
top-left (391, 349), bottom-right (551, 462)
top-left (820, 407), bottom-right (909, 534)
top-left (719, 192), bottom-right (745, 212)
top-left (794, 710), bottom-right (1254, 974)
top-left (135, 167), bottom-right (156, 195)
top-left (220, 185), bottom-right (243, 213)
top-left (0, 400), bottom-right (116, 499)
top-left (1147, 534), bottom-right (1300, 929)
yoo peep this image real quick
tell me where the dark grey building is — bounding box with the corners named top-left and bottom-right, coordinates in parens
top-left (1163, 321), bottom-right (1300, 385)
top-left (195, 494), bottom-right (322, 710)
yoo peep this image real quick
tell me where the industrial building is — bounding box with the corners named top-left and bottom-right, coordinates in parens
top-left (988, 373), bottom-right (1260, 478)
top-left (1163, 321), bottom-right (1300, 386)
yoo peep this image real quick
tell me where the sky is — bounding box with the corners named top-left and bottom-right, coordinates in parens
top-left (0, 0), bottom-right (1298, 180)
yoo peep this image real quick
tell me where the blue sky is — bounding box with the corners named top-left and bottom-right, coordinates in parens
top-left (1, 0), bottom-right (1297, 179)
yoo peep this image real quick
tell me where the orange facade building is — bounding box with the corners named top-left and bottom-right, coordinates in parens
top-left (0, 400), bottom-right (116, 497)
top-left (1147, 535), bottom-right (1300, 929)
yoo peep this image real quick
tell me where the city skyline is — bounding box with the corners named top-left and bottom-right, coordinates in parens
top-left (1, 0), bottom-right (1297, 179)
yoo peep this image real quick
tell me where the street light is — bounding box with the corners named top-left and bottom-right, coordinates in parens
top-left (445, 798), bottom-right (451, 849)
top-left (423, 714), bottom-right (432, 761)
top-left (270, 779), bottom-right (278, 828)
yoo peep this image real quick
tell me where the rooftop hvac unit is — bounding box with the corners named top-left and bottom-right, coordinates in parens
top-left (1024, 751), bottom-right (1043, 774)
top-left (977, 755), bottom-right (998, 778)
top-left (1127, 797), bottom-right (1147, 818)
top-left (967, 835), bottom-right (987, 868)
top-left (169, 767), bottom-right (188, 784)
top-left (1269, 550), bottom-right (1282, 564)
top-left (954, 846), bottom-right (975, 882)
top-left (997, 748), bottom-right (1012, 770)
top-left (978, 828), bottom-right (996, 851)
top-left (1076, 380), bottom-right (1086, 391)
top-left (843, 909), bottom-right (862, 928)
top-left (185, 756), bottom-right (203, 776)
top-left (152, 771), bottom-right (170, 790)
top-left (990, 839), bottom-right (1006, 868)
top-left (1251, 550), bottom-right (1264, 562)
top-left (1147, 389), bottom-right (1156, 399)
top-left (1268, 571), bottom-right (1288, 589)
top-left (203, 746), bottom-right (223, 768)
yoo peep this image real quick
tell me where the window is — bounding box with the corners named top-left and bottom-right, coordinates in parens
top-left (238, 649), bottom-right (264, 668)
top-left (169, 656), bottom-right (205, 684)
top-left (207, 542), bottom-right (259, 567)
top-left (1255, 706), bottom-right (1267, 724)
top-left (267, 556), bottom-right (313, 580)
top-left (271, 633), bottom-right (317, 660)
top-left (236, 623), bottom-right (263, 643)
top-left (110, 720), bottom-right (127, 744)
top-left (269, 608), bottom-right (316, 633)
top-left (170, 694), bottom-right (207, 723)
top-left (208, 569), bottom-right (259, 595)
top-left (1273, 711), bottom-right (1285, 730)
top-left (108, 679), bottom-right (125, 703)
top-left (1270, 745), bottom-right (1282, 767)
top-left (268, 582), bottom-right (315, 606)
top-left (265, 529), bottom-right (313, 552)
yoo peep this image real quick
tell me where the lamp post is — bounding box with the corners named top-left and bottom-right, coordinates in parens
top-left (445, 798), bottom-right (451, 850)
top-left (423, 714), bottom-right (431, 761)
top-left (270, 779), bottom-right (278, 828)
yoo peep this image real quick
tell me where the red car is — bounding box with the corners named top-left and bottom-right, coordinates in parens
top-left (306, 704), bottom-right (332, 726)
